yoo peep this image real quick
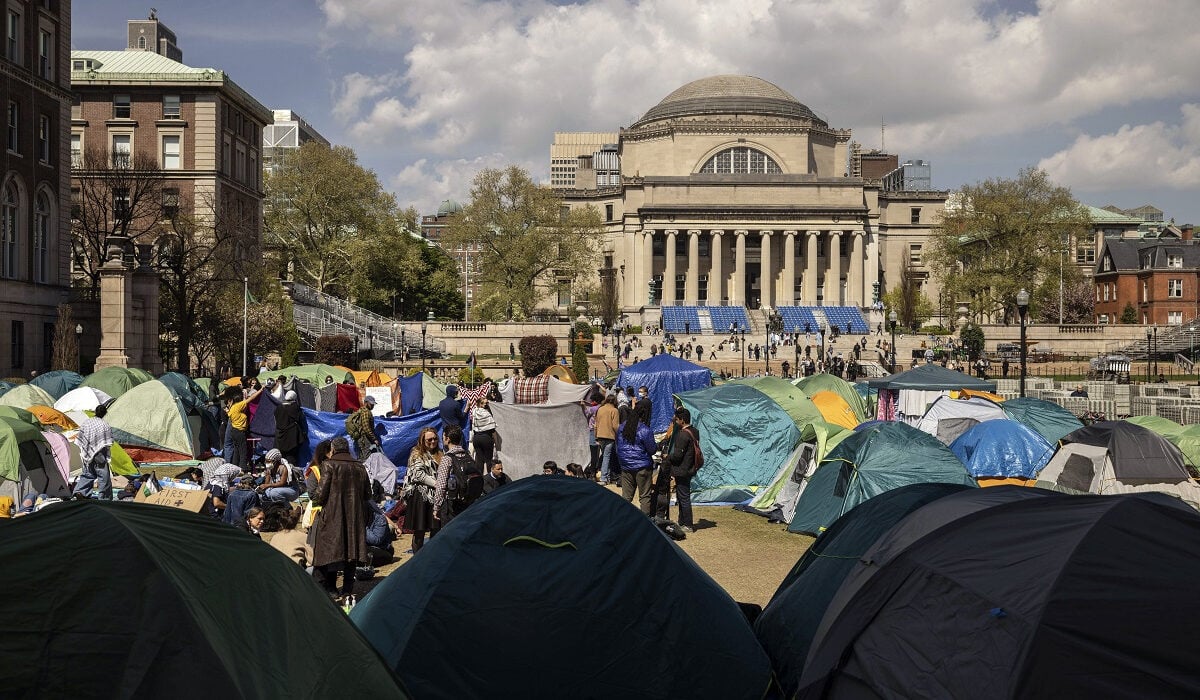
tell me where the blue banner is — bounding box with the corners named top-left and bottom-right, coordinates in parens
top-left (299, 406), bottom-right (442, 480)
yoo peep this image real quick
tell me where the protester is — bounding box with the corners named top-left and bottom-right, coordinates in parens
top-left (565, 463), bottom-right (585, 478)
top-left (244, 506), bottom-right (265, 538)
top-left (1070, 385), bottom-right (1089, 398)
top-left (305, 439), bottom-right (333, 495)
top-left (223, 476), bottom-right (260, 528)
top-left (207, 463), bottom-right (242, 518)
top-left (72, 404), bottom-right (114, 500)
top-left (311, 437), bottom-right (371, 602)
top-left (259, 449), bottom-right (298, 502)
top-left (470, 393), bottom-right (499, 469)
top-left (346, 396), bottom-right (380, 456)
top-left (595, 394), bottom-right (620, 485)
top-left (617, 401), bottom-right (657, 514)
top-left (433, 425), bottom-right (477, 526)
top-left (225, 384), bottom-right (263, 468)
top-left (403, 427), bottom-right (441, 554)
top-left (542, 461), bottom-right (564, 475)
top-left (269, 504), bottom-right (313, 568)
top-left (657, 407), bottom-right (699, 533)
top-left (365, 500), bottom-right (397, 565)
top-left (482, 460), bottom-right (511, 494)
top-left (274, 390), bottom-right (306, 467)
top-left (439, 386), bottom-right (466, 432)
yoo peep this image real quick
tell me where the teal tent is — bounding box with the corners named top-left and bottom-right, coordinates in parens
top-left (789, 422), bottom-right (976, 535)
top-left (744, 420), bottom-right (852, 524)
top-left (0, 381), bottom-right (16, 397)
top-left (1002, 397), bottom-right (1084, 445)
top-left (0, 501), bottom-right (408, 698)
top-left (676, 383), bottom-right (800, 502)
top-left (30, 370), bottom-right (83, 400)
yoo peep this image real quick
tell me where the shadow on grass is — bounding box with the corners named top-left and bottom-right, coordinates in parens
top-left (695, 518), bottom-right (718, 531)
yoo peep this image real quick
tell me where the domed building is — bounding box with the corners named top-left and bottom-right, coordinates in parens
top-left (554, 75), bottom-right (948, 328)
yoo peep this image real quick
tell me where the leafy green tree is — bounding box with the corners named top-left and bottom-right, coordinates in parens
top-left (1035, 277), bottom-right (1095, 325)
top-left (928, 167), bottom-right (1092, 324)
top-left (572, 342), bottom-right (590, 384)
top-left (881, 257), bottom-right (935, 331)
top-left (1120, 303), bottom-right (1138, 324)
top-left (960, 322), bottom-right (985, 360)
top-left (519, 335), bottom-right (558, 377)
top-left (443, 167), bottom-right (602, 320)
top-left (345, 220), bottom-right (463, 320)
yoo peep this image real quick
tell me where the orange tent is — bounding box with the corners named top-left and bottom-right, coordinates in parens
top-left (811, 390), bottom-right (859, 430)
top-left (949, 388), bottom-right (1006, 403)
top-left (352, 369), bottom-right (382, 387)
top-left (27, 405), bottom-right (77, 431)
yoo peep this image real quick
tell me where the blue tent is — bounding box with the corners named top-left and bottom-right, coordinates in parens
top-left (950, 419), bottom-right (1055, 479)
top-left (397, 373), bottom-right (423, 415)
top-left (300, 406), bottom-right (440, 479)
top-left (676, 383), bottom-right (800, 502)
top-left (351, 476), bottom-right (773, 700)
top-left (617, 354), bottom-right (710, 432)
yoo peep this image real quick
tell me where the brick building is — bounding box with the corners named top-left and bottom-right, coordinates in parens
top-left (0, 0), bottom-right (73, 377)
top-left (1094, 226), bottom-right (1200, 326)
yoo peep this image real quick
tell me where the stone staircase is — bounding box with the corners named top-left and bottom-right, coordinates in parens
top-left (288, 282), bottom-right (447, 358)
top-left (697, 308), bottom-right (714, 333)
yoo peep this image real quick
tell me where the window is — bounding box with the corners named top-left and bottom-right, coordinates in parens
top-left (113, 94), bottom-right (131, 119)
top-left (1168, 254), bottom-right (1183, 268)
top-left (162, 134), bottom-right (180, 169)
top-left (112, 187), bottom-right (130, 218)
top-left (699, 147), bottom-right (781, 174)
top-left (162, 187), bottom-right (179, 219)
top-left (1, 180), bottom-right (17, 278)
top-left (163, 94), bottom-right (180, 119)
top-left (10, 321), bottom-right (23, 369)
top-left (6, 101), bottom-right (17, 152)
top-left (1076, 247), bottom-right (1096, 264)
top-left (910, 207), bottom-right (921, 224)
top-left (605, 204), bottom-right (613, 222)
top-left (71, 59), bottom-right (83, 71)
top-left (6, 10), bottom-right (19, 64)
top-left (235, 143), bottom-right (246, 182)
top-left (137, 35), bottom-right (146, 49)
top-left (42, 322), bottom-right (54, 370)
top-left (1169, 279), bottom-right (1183, 298)
top-left (1101, 255), bottom-right (1112, 272)
top-left (222, 135), bottom-right (231, 175)
top-left (909, 243), bottom-right (922, 265)
top-left (1169, 311), bottom-right (1183, 325)
top-left (70, 132), bottom-right (80, 166)
top-left (1142, 281), bottom-right (1148, 302)
top-left (1103, 284), bottom-right (1109, 301)
top-left (70, 185), bottom-right (80, 219)
top-left (37, 114), bottom-right (49, 163)
top-left (33, 191), bottom-right (49, 283)
top-left (111, 134), bottom-right (130, 166)
top-left (557, 280), bottom-right (571, 307)
top-left (38, 29), bottom-right (51, 79)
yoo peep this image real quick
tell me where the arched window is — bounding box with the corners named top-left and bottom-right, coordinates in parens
top-left (137, 36), bottom-right (147, 49)
top-left (1, 181), bottom-right (18, 279)
top-left (699, 147), bottom-right (782, 174)
top-left (33, 191), bottom-right (50, 283)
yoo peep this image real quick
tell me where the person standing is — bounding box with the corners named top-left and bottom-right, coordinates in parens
top-left (311, 437), bottom-right (371, 602)
top-left (660, 407), bottom-right (699, 533)
top-left (433, 425), bottom-right (475, 527)
top-left (225, 384), bottom-right (263, 468)
top-left (274, 390), bottom-right (306, 468)
top-left (73, 404), bottom-right (114, 500)
top-left (470, 394), bottom-right (499, 470)
top-left (616, 401), bottom-right (657, 514)
top-left (595, 394), bottom-right (620, 485)
top-left (438, 386), bottom-right (466, 434)
top-left (345, 396), bottom-right (380, 457)
top-left (404, 428), bottom-right (441, 554)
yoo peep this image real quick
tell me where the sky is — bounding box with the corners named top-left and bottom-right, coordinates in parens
top-left (73, 1), bottom-right (1200, 223)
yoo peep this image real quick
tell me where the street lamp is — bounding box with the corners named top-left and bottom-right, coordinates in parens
top-left (1017, 288), bottom-right (1030, 397)
top-left (1146, 327), bottom-right (1153, 383)
top-left (740, 324), bottom-right (747, 378)
top-left (392, 322), bottom-right (398, 361)
top-left (421, 315), bottom-right (429, 373)
top-left (1153, 324), bottom-right (1158, 378)
top-left (75, 324), bottom-right (83, 371)
top-left (368, 325), bottom-right (374, 360)
top-left (889, 310), bottom-right (898, 373)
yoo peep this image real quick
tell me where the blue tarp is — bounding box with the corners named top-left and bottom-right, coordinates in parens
top-left (398, 374), bottom-right (423, 415)
top-left (950, 419), bottom-right (1055, 479)
top-left (299, 406), bottom-right (441, 478)
top-left (618, 354), bottom-right (711, 433)
top-left (248, 392), bottom-right (281, 453)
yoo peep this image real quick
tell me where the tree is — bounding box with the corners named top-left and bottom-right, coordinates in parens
top-left (51, 304), bottom-right (78, 372)
top-left (519, 335), bottom-right (558, 377)
top-left (572, 342), bottom-right (590, 383)
top-left (927, 167), bottom-right (1092, 324)
top-left (1120, 303), bottom-right (1138, 324)
top-left (443, 167), bottom-right (603, 320)
top-left (315, 335), bottom-right (355, 367)
top-left (71, 146), bottom-right (165, 290)
top-left (960, 322), bottom-right (985, 360)
top-left (344, 220), bottom-right (463, 320)
top-left (881, 257), bottom-right (935, 331)
top-left (1035, 277), bottom-right (1096, 325)
top-left (265, 142), bottom-right (400, 296)
top-left (597, 266), bottom-right (620, 329)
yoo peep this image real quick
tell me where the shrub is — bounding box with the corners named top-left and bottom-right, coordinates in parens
top-left (457, 367), bottom-right (486, 386)
top-left (571, 342), bottom-right (590, 384)
top-left (960, 323), bottom-right (985, 360)
top-left (314, 334), bottom-right (354, 367)
top-left (519, 335), bottom-right (558, 377)
top-left (918, 325), bottom-right (952, 335)
top-left (626, 325), bottom-right (643, 335)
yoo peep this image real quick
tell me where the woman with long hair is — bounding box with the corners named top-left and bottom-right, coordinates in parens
top-left (403, 427), bottom-right (441, 553)
top-left (470, 394), bottom-right (499, 470)
top-left (615, 400), bottom-right (657, 514)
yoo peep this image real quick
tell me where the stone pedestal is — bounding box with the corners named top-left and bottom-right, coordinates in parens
top-left (95, 237), bottom-right (133, 370)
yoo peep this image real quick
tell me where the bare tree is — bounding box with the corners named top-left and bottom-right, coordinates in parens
top-left (51, 304), bottom-right (79, 372)
top-left (70, 146), bottom-right (165, 290)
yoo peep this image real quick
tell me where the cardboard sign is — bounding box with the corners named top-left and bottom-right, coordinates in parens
top-left (366, 387), bottom-right (392, 417)
top-left (135, 487), bottom-right (210, 513)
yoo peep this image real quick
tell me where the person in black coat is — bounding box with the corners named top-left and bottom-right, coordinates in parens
top-left (274, 390), bottom-right (306, 468)
top-left (482, 460), bottom-right (512, 495)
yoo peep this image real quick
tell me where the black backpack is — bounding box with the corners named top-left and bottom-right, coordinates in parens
top-left (447, 451), bottom-right (484, 508)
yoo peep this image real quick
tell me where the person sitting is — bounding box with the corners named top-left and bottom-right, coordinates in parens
top-left (365, 499), bottom-right (397, 565)
top-left (269, 505), bottom-right (312, 568)
top-left (222, 476), bottom-right (260, 529)
top-left (565, 463), bottom-right (585, 478)
top-left (482, 460), bottom-right (511, 494)
top-left (258, 449), bottom-right (298, 502)
top-left (542, 461), bottom-right (564, 475)
top-left (1070, 385), bottom-right (1089, 398)
top-left (244, 506), bottom-right (266, 538)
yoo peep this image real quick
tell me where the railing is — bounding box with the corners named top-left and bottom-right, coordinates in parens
top-left (288, 282), bottom-right (448, 355)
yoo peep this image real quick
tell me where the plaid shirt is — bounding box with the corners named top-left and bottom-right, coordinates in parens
top-left (433, 444), bottom-right (469, 513)
top-left (76, 417), bottom-right (113, 463)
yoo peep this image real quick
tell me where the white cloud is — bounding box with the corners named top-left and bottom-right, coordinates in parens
top-left (332, 72), bottom-right (404, 124)
top-left (1038, 104), bottom-right (1200, 191)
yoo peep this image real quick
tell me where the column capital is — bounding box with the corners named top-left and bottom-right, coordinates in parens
top-left (850, 229), bottom-right (866, 237)
top-left (829, 229), bottom-right (844, 236)
top-left (805, 229), bottom-right (821, 237)
top-left (687, 229), bottom-right (702, 236)
top-left (710, 229), bottom-right (725, 236)
top-left (734, 229), bottom-right (749, 236)
top-left (760, 229), bottom-right (775, 236)
top-left (665, 229), bottom-right (678, 236)
top-left (783, 230), bottom-right (799, 236)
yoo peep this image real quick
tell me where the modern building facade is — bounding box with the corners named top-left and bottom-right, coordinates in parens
top-left (1, 0), bottom-right (73, 377)
top-left (556, 75), bottom-right (949, 322)
top-left (263, 108), bottom-right (329, 174)
top-left (550, 132), bottom-right (618, 188)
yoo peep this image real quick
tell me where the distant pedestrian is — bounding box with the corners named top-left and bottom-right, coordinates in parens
top-left (73, 405), bottom-right (114, 500)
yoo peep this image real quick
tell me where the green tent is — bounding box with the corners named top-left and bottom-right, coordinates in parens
top-left (788, 422), bottom-right (977, 535)
top-left (259, 364), bottom-right (354, 385)
top-left (80, 366), bottom-right (151, 399)
top-left (0, 500), bottom-right (409, 698)
top-left (733, 376), bottom-right (825, 428)
top-left (0, 383), bottom-right (55, 410)
top-left (105, 380), bottom-right (197, 458)
top-left (1127, 416), bottom-right (1200, 468)
top-left (422, 372), bottom-right (450, 410)
top-left (794, 373), bottom-right (869, 422)
top-left (0, 415), bottom-right (69, 500)
top-left (29, 370), bottom-right (84, 400)
top-left (747, 420), bottom-right (853, 523)
top-left (1001, 397), bottom-right (1084, 445)
top-left (0, 406), bottom-right (40, 428)
top-left (192, 376), bottom-right (215, 399)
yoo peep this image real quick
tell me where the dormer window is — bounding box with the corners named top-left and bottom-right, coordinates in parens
top-left (699, 147), bottom-right (782, 174)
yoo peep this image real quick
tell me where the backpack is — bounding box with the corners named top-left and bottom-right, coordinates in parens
top-left (446, 451), bottom-right (484, 508)
top-left (686, 426), bottom-right (704, 474)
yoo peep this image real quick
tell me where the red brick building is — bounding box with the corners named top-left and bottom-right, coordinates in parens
top-left (1094, 226), bottom-right (1200, 326)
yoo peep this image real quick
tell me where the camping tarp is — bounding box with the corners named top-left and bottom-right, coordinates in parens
top-left (489, 402), bottom-right (591, 480)
top-left (259, 364), bottom-right (354, 385)
top-left (950, 419), bottom-right (1055, 479)
top-left (29, 370), bottom-right (83, 400)
top-left (618, 354), bottom-right (711, 433)
top-left (0, 383), bottom-right (55, 410)
top-left (104, 380), bottom-right (197, 460)
top-left (810, 391), bottom-right (860, 430)
top-left (0, 501), bottom-right (409, 698)
top-left (789, 422), bottom-right (976, 535)
top-left (756, 483), bottom-right (971, 698)
top-left (867, 363), bottom-right (997, 391)
top-left (916, 395), bottom-right (1007, 444)
top-left (397, 373), bottom-right (423, 415)
top-left (350, 476), bottom-right (772, 700)
top-left (795, 374), bottom-right (869, 422)
top-left (79, 366), bottom-right (151, 399)
top-left (734, 376), bottom-right (825, 428)
top-left (299, 407), bottom-right (440, 473)
top-left (676, 383), bottom-right (800, 501)
top-left (1001, 397), bottom-right (1084, 445)
top-left (26, 405), bottom-right (77, 432)
top-left (53, 386), bottom-right (112, 413)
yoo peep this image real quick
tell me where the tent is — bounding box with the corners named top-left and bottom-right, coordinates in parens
top-left (258, 364), bottom-right (354, 386)
top-left (29, 370), bottom-right (83, 400)
top-left (676, 383), bottom-right (801, 502)
top-left (350, 476), bottom-right (772, 700)
top-left (41, 430), bottom-right (81, 483)
top-left (734, 376), bottom-right (825, 427)
top-left (743, 421), bottom-right (852, 524)
top-left (351, 369), bottom-right (382, 386)
top-left (794, 374), bottom-right (869, 422)
top-left (104, 380), bottom-right (198, 461)
top-left (950, 419), bottom-right (1055, 480)
top-left (1126, 416), bottom-right (1200, 468)
top-left (421, 372), bottom-right (449, 410)
top-left (0, 383), bottom-right (55, 410)
top-left (789, 422), bottom-right (976, 535)
top-left (916, 395), bottom-right (1006, 444)
top-left (159, 372), bottom-right (220, 452)
top-left (0, 406), bottom-right (40, 428)
top-left (1038, 422), bottom-right (1200, 507)
top-left (755, 483), bottom-right (972, 698)
top-left (542, 364), bottom-right (578, 383)
top-left (0, 415), bottom-right (70, 503)
top-left (0, 380), bottom-right (15, 397)
top-left (54, 386), bottom-right (113, 413)
top-left (1000, 397), bottom-right (1084, 445)
top-left (0, 501), bottom-right (409, 698)
top-left (797, 488), bottom-right (1200, 699)
top-left (26, 405), bottom-right (78, 432)
top-left (618, 353), bottom-right (711, 433)
top-left (79, 366), bottom-right (151, 399)
top-left (489, 402), bottom-right (591, 480)
top-left (867, 363), bottom-right (998, 391)
top-left (809, 391), bottom-right (860, 430)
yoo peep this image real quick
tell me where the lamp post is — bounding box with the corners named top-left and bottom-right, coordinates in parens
top-left (392, 322), bottom-right (398, 361)
top-left (1146, 327), bottom-right (1152, 383)
top-left (368, 325), bottom-right (374, 360)
top-left (421, 316), bottom-right (429, 373)
top-left (740, 324), bottom-right (746, 378)
top-left (889, 310), bottom-right (898, 373)
top-left (1017, 288), bottom-right (1030, 397)
top-left (1153, 324), bottom-right (1158, 378)
top-left (75, 324), bottom-right (82, 372)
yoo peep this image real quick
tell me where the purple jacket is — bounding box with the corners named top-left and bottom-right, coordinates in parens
top-left (615, 421), bottom-right (657, 471)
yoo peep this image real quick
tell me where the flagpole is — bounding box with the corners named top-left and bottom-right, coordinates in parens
top-left (242, 276), bottom-right (249, 376)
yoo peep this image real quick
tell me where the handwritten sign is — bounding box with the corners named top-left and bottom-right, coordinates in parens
top-left (134, 487), bottom-right (210, 513)
top-left (366, 387), bottom-right (392, 416)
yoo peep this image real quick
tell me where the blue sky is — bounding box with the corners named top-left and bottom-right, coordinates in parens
top-left (74, 1), bottom-right (1200, 223)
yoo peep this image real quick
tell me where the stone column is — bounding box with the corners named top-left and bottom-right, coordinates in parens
top-left (803, 230), bottom-right (819, 303)
top-left (642, 230), bottom-right (654, 305)
top-left (866, 231), bottom-right (880, 308)
top-left (782, 231), bottom-right (797, 306)
top-left (710, 230), bottom-right (724, 305)
top-left (95, 237), bottom-right (133, 369)
top-left (760, 230), bottom-right (774, 309)
top-left (733, 230), bottom-right (747, 305)
top-left (827, 230), bottom-right (843, 305)
top-left (686, 229), bottom-right (700, 304)
top-left (663, 230), bottom-right (678, 306)
top-left (847, 230), bottom-right (865, 308)
top-left (133, 244), bottom-right (163, 373)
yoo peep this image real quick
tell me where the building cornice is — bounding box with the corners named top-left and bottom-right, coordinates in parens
top-left (621, 118), bottom-right (850, 143)
top-left (0, 61), bottom-right (73, 101)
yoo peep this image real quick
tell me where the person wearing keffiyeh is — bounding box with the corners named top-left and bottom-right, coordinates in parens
top-left (72, 405), bottom-right (114, 500)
